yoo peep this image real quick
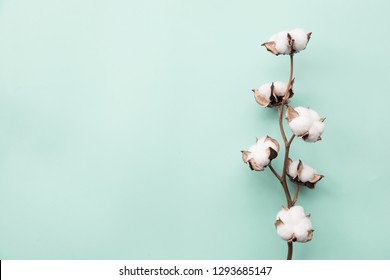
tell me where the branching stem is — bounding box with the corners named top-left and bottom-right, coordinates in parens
top-left (268, 164), bottom-right (281, 182)
top-left (292, 183), bottom-right (299, 206)
top-left (276, 54), bottom-right (296, 260)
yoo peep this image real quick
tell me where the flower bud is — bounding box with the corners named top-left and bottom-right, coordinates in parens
top-left (275, 206), bottom-right (313, 243)
top-left (241, 136), bottom-right (280, 171)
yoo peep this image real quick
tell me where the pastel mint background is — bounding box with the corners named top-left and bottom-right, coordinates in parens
top-left (0, 0), bottom-right (389, 259)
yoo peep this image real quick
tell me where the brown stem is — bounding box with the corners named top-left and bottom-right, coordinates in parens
top-left (283, 54), bottom-right (294, 101)
top-left (277, 54), bottom-right (296, 260)
top-left (292, 183), bottom-right (299, 206)
top-left (278, 105), bottom-right (288, 145)
top-left (268, 164), bottom-right (281, 182)
top-left (282, 134), bottom-right (295, 180)
top-left (287, 242), bottom-right (293, 260)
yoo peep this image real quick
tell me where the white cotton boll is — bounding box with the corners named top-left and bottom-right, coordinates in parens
top-left (273, 81), bottom-right (288, 97)
top-left (308, 108), bottom-right (321, 121)
top-left (309, 121), bottom-right (325, 135)
top-left (289, 28), bottom-right (308, 52)
top-left (299, 164), bottom-right (316, 183)
top-left (270, 31), bottom-right (291, 55)
top-left (289, 206), bottom-right (306, 222)
top-left (256, 137), bottom-right (267, 145)
top-left (294, 106), bottom-right (311, 119)
top-left (289, 116), bottom-right (311, 136)
top-left (276, 224), bottom-right (294, 241)
top-left (276, 209), bottom-right (292, 225)
top-left (275, 206), bottom-right (313, 243)
top-left (299, 217), bottom-right (313, 231)
top-left (305, 132), bottom-right (320, 143)
top-left (264, 140), bottom-right (278, 153)
top-left (246, 136), bottom-right (279, 168)
top-left (249, 144), bottom-right (270, 167)
top-left (252, 152), bottom-right (270, 168)
top-left (305, 121), bottom-right (325, 142)
top-left (294, 226), bottom-right (309, 242)
top-left (258, 83), bottom-right (272, 100)
top-left (288, 160), bottom-right (299, 178)
top-left (248, 144), bottom-right (258, 153)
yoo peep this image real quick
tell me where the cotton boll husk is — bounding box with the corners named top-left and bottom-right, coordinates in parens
top-left (288, 160), bottom-right (299, 178)
top-left (270, 31), bottom-right (290, 54)
top-left (258, 83), bottom-right (272, 100)
top-left (289, 28), bottom-right (308, 51)
top-left (299, 164), bottom-right (316, 183)
top-left (273, 81), bottom-right (288, 97)
top-left (276, 224), bottom-right (294, 241)
top-left (289, 116), bottom-right (311, 136)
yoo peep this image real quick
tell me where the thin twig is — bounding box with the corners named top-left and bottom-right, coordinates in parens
top-left (278, 105), bottom-right (288, 145)
top-left (268, 164), bottom-right (282, 182)
top-left (283, 54), bottom-right (294, 100)
top-left (292, 183), bottom-right (299, 206)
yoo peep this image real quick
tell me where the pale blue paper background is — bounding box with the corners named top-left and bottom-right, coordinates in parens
top-left (0, 0), bottom-right (389, 259)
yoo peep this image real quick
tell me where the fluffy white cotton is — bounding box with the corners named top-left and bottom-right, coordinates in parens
top-left (288, 160), bottom-right (319, 183)
top-left (294, 224), bottom-right (310, 242)
top-left (295, 107), bottom-right (320, 122)
top-left (288, 28), bottom-right (309, 51)
top-left (269, 31), bottom-right (290, 54)
top-left (267, 28), bottom-right (310, 55)
top-left (288, 116), bottom-right (312, 136)
top-left (248, 144), bottom-right (269, 167)
top-left (258, 83), bottom-right (272, 100)
top-left (288, 107), bottom-right (325, 142)
top-left (258, 137), bottom-right (278, 152)
top-left (299, 164), bottom-right (316, 183)
top-left (275, 206), bottom-right (313, 242)
top-left (287, 160), bottom-right (299, 178)
top-left (305, 121), bottom-right (325, 142)
top-left (276, 207), bottom-right (292, 224)
top-left (276, 224), bottom-right (294, 241)
top-left (246, 137), bottom-right (279, 169)
top-left (308, 108), bottom-right (321, 121)
top-left (273, 81), bottom-right (288, 97)
top-left (289, 205), bottom-right (306, 222)
top-left (294, 106), bottom-right (311, 119)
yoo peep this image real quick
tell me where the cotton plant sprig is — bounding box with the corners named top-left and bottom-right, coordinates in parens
top-left (241, 28), bottom-right (325, 260)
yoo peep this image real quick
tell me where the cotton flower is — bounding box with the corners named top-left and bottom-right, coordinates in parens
top-left (286, 106), bottom-right (325, 142)
top-left (286, 159), bottom-right (323, 189)
top-left (262, 28), bottom-right (312, 55)
top-left (241, 136), bottom-right (280, 171)
top-left (275, 206), bottom-right (313, 242)
top-left (252, 80), bottom-right (294, 108)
